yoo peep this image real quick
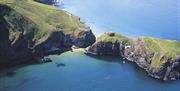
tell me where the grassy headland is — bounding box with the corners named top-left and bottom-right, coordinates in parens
top-left (90, 32), bottom-right (180, 69)
top-left (0, 0), bottom-right (87, 45)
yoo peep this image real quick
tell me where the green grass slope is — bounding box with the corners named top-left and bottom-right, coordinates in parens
top-left (138, 37), bottom-right (180, 68)
top-left (0, 0), bottom-right (86, 44)
top-left (95, 32), bottom-right (180, 69)
top-left (97, 32), bottom-right (133, 43)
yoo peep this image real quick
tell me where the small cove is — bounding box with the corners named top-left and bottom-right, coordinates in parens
top-left (0, 51), bottom-right (180, 91)
top-left (0, 0), bottom-right (180, 91)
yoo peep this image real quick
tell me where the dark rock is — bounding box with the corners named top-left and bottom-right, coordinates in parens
top-left (107, 32), bottom-right (115, 36)
top-left (86, 41), bottom-right (122, 56)
top-left (55, 62), bottom-right (66, 67)
top-left (131, 40), bottom-right (180, 80)
top-left (73, 29), bottom-right (96, 48)
top-left (0, 5), bottom-right (96, 68)
top-left (120, 39), bottom-right (180, 81)
top-left (39, 57), bottom-right (52, 63)
top-left (86, 35), bottom-right (180, 81)
top-left (6, 71), bottom-right (16, 77)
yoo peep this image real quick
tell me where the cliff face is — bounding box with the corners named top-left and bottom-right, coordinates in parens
top-left (87, 41), bottom-right (121, 56)
top-left (72, 29), bottom-right (96, 48)
top-left (130, 38), bottom-right (180, 80)
top-left (86, 32), bottom-right (133, 56)
top-left (86, 32), bottom-right (180, 81)
top-left (0, 1), bottom-right (95, 68)
top-left (0, 4), bottom-right (38, 66)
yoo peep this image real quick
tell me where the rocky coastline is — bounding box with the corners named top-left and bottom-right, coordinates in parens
top-left (0, 1), bottom-right (95, 68)
top-left (0, 0), bottom-right (179, 81)
top-left (86, 32), bottom-right (180, 81)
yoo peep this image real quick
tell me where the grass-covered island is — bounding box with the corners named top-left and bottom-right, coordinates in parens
top-left (86, 32), bottom-right (180, 80)
top-left (0, 0), bottom-right (95, 68)
top-left (0, 0), bottom-right (179, 81)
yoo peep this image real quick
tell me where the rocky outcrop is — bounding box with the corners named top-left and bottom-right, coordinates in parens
top-left (73, 29), bottom-right (96, 48)
top-left (130, 39), bottom-right (180, 80)
top-left (33, 29), bottom-right (95, 56)
top-left (86, 32), bottom-right (180, 81)
top-left (86, 41), bottom-right (121, 56)
top-left (0, 4), bottom-right (38, 67)
top-left (0, 4), bottom-right (95, 68)
top-left (86, 32), bottom-right (131, 56)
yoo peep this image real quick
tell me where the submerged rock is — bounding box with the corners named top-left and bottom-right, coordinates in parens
top-left (0, 1), bottom-right (96, 68)
top-left (6, 71), bottom-right (16, 77)
top-left (55, 62), bottom-right (66, 67)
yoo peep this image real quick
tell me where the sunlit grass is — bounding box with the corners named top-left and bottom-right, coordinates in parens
top-left (96, 32), bottom-right (180, 69)
top-left (139, 37), bottom-right (180, 68)
top-left (0, 0), bottom-right (86, 44)
top-left (97, 32), bottom-right (133, 44)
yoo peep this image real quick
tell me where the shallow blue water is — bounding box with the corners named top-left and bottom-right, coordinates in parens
top-left (58, 0), bottom-right (180, 40)
top-left (0, 1), bottom-right (180, 91)
top-left (0, 51), bottom-right (180, 91)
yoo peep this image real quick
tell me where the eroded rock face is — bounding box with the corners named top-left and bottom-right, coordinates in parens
top-left (0, 5), bottom-right (38, 67)
top-left (73, 29), bottom-right (96, 48)
top-left (145, 57), bottom-right (180, 80)
top-left (33, 31), bottom-right (65, 56)
top-left (0, 5), bottom-right (96, 68)
top-left (131, 40), bottom-right (180, 80)
top-left (86, 33), bottom-right (180, 81)
top-left (86, 41), bottom-right (121, 56)
top-left (86, 33), bottom-right (130, 56)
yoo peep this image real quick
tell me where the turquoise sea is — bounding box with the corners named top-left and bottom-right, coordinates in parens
top-left (58, 0), bottom-right (180, 40)
top-left (0, 51), bottom-right (180, 91)
top-left (0, 0), bottom-right (180, 91)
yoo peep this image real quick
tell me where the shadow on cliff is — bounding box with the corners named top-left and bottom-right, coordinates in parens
top-left (85, 53), bottom-right (178, 83)
top-left (85, 53), bottom-right (125, 63)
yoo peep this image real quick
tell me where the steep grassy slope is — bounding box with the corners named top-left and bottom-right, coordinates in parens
top-left (133, 37), bottom-right (180, 80)
top-left (0, 0), bottom-right (95, 68)
top-left (137, 37), bottom-right (180, 69)
top-left (0, 0), bottom-right (87, 45)
top-left (97, 32), bottom-right (133, 43)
